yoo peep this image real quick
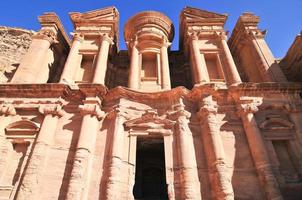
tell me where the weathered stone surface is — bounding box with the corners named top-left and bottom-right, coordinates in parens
top-left (0, 6), bottom-right (302, 200)
top-left (0, 26), bottom-right (34, 82)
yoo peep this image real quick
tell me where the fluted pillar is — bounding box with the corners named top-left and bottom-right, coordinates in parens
top-left (237, 103), bottom-right (283, 200)
top-left (66, 104), bottom-right (104, 200)
top-left (189, 34), bottom-right (210, 84)
top-left (11, 29), bottom-right (57, 83)
top-left (0, 105), bottom-right (16, 182)
top-left (60, 33), bottom-right (83, 83)
top-left (172, 108), bottom-right (201, 199)
top-left (128, 39), bottom-right (140, 89)
top-left (160, 40), bottom-right (171, 90)
top-left (15, 105), bottom-right (63, 200)
top-left (93, 35), bottom-right (113, 84)
top-left (197, 96), bottom-right (234, 200)
top-left (104, 111), bottom-right (126, 199)
top-left (220, 35), bottom-right (242, 84)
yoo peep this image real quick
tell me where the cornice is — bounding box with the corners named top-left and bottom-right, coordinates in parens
top-left (0, 83), bottom-right (301, 105)
top-left (38, 12), bottom-right (71, 47)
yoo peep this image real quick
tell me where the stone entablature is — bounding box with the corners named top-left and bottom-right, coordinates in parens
top-left (1, 5), bottom-right (302, 200)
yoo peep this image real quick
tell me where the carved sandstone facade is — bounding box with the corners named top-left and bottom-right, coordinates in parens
top-left (0, 6), bottom-right (302, 200)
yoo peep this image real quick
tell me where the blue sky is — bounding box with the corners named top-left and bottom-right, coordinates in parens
top-left (0, 0), bottom-right (301, 58)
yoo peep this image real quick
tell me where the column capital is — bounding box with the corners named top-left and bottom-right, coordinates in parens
top-left (161, 37), bottom-right (171, 48)
top-left (71, 32), bottom-right (84, 42)
top-left (0, 104), bottom-right (16, 116)
top-left (32, 29), bottom-right (58, 44)
top-left (79, 104), bottom-right (105, 120)
top-left (197, 103), bottom-right (218, 120)
top-left (39, 104), bottom-right (64, 117)
top-left (100, 34), bottom-right (114, 45)
top-left (167, 109), bottom-right (191, 121)
top-left (214, 31), bottom-right (228, 41)
top-left (243, 29), bottom-right (266, 40)
top-left (237, 103), bottom-right (259, 117)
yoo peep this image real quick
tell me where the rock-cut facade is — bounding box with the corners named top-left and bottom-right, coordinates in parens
top-left (0, 6), bottom-right (302, 200)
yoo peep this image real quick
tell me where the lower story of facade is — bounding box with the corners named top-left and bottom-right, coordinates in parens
top-left (0, 82), bottom-right (302, 200)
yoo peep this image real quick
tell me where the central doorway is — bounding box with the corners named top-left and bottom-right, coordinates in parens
top-left (133, 137), bottom-right (168, 200)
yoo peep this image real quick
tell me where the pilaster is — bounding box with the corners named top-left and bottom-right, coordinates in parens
top-left (66, 101), bottom-right (104, 200)
top-left (15, 104), bottom-right (64, 200)
top-left (197, 96), bottom-right (234, 200)
top-left (103, 108), bottom-right (127, 200)
top-left (237, 101), bottom-right (283, 200)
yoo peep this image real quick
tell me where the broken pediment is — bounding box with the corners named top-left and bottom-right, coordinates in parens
top-left (259, 115), bottom-right (294, 130)
top-left (69, 6), bottom-right (119, 26)
top-left (181, 6), bottom-right (227, 23)
top-left (125, 110), bottom-right (175, 129)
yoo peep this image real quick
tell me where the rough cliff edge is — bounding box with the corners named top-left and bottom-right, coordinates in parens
top-left (0, 26), bottom-right (34, 82)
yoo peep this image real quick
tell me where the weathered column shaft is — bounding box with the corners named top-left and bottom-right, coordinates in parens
top-left (220, 38), bottom-right (241, 84)
top-left (239, 105), bottom-right (282, 200)
top-left (105, 113), bottom-right (126, 199)
top-left (93, 35), bottom-right (112, 84)
top-left (198, 97), bottom-right (234, 200)
top-left (190, 38), bottom-right (210, 84)
top-left (11, 30), bottom-right (55, 83)
top-left (176, 112), bottom-right (201, 200)
top-left (160, 43), bottom-right (171, 90)
top-left (66, 104), bottom-right (102, 200)
top-left (0, 105), bottom-right (15, 183)
top-left (60, 34), bottom-right (83, 82)
top-left (16, 105), bottom-right (63, 200)
top-left (128, 43), bottom-right (140, 89)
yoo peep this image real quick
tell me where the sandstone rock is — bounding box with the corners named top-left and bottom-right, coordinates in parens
top-left (0, 26), bottom-right (34, 82)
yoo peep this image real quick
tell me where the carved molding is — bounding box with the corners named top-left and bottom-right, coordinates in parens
top-left (38, 104), bottom-right (64, 117)
top-left (5, 118), bottom-right (39, 142)
top-left (79, 104), bottom-right (104, 120)
top-left (0, 104), bottom-right (16, 116)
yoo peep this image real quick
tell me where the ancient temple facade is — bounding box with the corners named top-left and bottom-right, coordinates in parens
top-left (0, 6), bottom-right (302, 200)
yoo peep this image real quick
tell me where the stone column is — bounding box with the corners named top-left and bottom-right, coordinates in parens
top-left (189, 34), bottom-right (210, 84)
top-left (60, 33), bottom-right (83, 83)
top-left (172, 109), bottom-right (201, 199)
top-left (237, 103), bottom-right (283, 200)
top-left (0, 105), bottom-right (16, 181)
top-left (11, 29), bottom-right (57, 83)
top-left (197, 96), bottom-right (234, 200)
top-left (66, 104), bottom-right (104, 200)
top-left (93, 35), bottom-right (113, 84)
top-left (160, 40), bottom-right (171, 90)
top-left (128, 40), bottom-right (140, 89)
top-left (220, 35), bottom-right (242, 84)
top-left (15, 105), bottom-right (63, 200)
top-left (104, 111), bottom-right (127, 199)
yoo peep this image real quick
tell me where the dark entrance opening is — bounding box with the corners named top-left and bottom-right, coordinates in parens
top-left (133, 137), bottom-right (168, 200)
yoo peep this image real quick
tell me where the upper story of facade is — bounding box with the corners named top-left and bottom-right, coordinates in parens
top-left (2, 6), bottom-right (301, 92)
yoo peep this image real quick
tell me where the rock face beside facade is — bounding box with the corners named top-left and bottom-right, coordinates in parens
top-left (0, 26), bottom-right (34, 82)
top-left (0, 6), bottom-right (302, 200)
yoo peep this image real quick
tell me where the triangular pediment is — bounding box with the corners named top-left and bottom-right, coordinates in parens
top-left (182, 6), bottom-right (227, 21)
top-left (70, 6), bottom-right (118, 21)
